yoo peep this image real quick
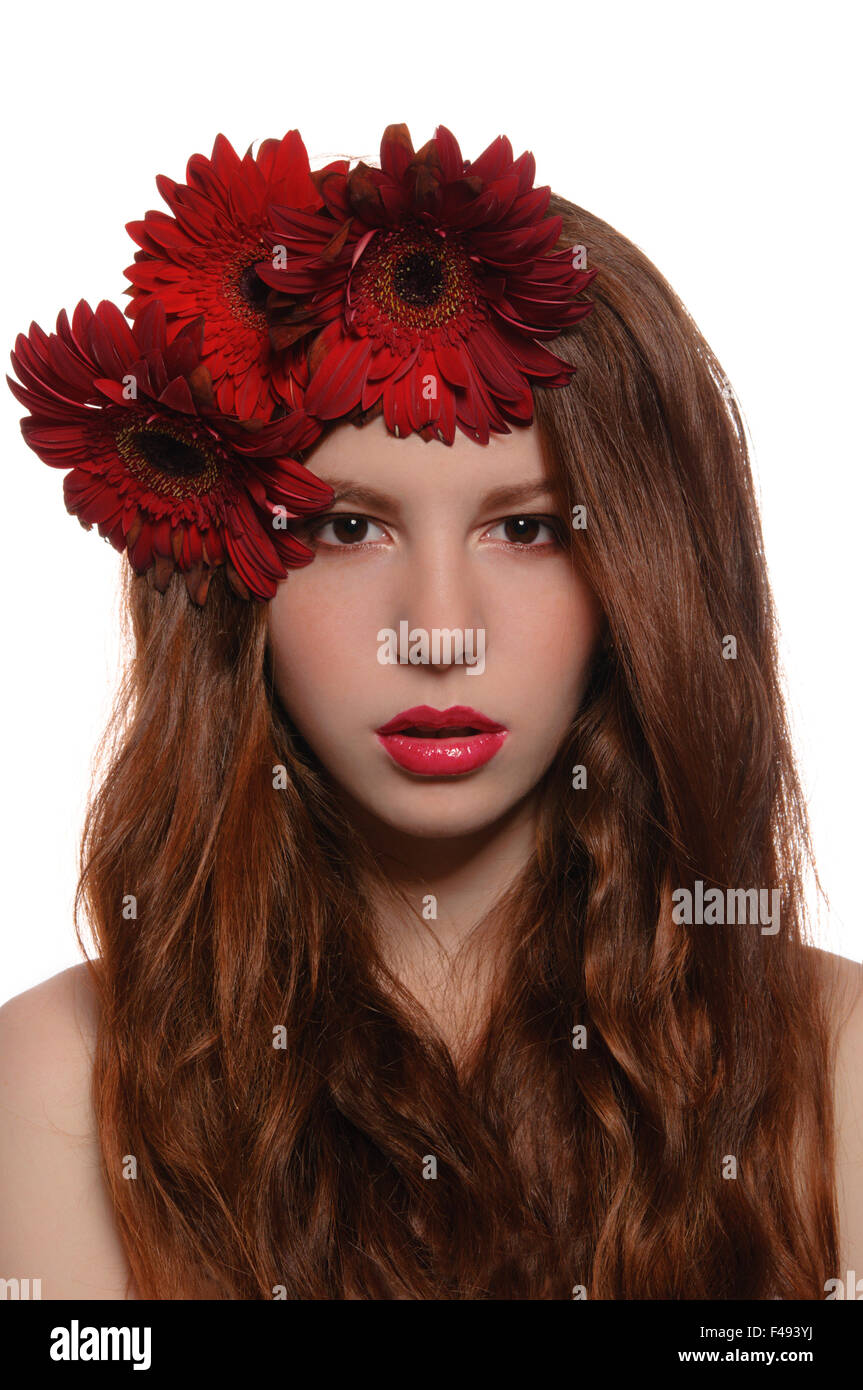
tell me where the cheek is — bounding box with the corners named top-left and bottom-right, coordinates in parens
top-left (270, 579), bottom-right (358, 706)
top-left (492, 568), bottom-right (602, 713)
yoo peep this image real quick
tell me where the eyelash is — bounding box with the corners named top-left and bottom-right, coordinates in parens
top-left (303, 512), bottom-right (566, 552)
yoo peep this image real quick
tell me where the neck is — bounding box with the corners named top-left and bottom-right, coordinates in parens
top-left (340, 789), bottom-right (540, 1057)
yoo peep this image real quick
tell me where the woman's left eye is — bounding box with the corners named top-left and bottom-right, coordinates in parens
top-left (484, 516), bottom-right (561, 547)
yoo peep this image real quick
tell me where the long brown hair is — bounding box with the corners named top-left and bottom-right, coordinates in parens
top-left (76, 192), bottom-right (842, 1298)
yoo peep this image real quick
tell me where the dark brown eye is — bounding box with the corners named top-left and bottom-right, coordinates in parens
top-left (312, 514), bottom-right (387, 546)
top-left (491, 519), bottom-right (558, 544)
top-left (503, 517), bottom-right (542, 543)
top-left (330, 516), bottom-right (369, 543)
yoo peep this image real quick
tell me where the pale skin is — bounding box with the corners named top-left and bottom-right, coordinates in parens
top-left (0, 416), bottom-right (861, 1297)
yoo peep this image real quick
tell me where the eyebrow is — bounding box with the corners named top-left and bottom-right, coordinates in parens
top-left (322, 477), bottom-right (559, 511)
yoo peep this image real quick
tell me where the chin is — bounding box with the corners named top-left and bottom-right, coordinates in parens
top-left (349, 778), bottom-right (532, 841)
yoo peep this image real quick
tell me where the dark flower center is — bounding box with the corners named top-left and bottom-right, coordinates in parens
top-left (392, 250), bottom-right (445, 307)
top-left (353, 227), bottom-right (478, 333)
top-left (136, 430), bottom-right (210, 478)
top-left (222, 246), bottom-right (270, 329)
top-left (237, 262), bottom-right (270, 311)
top-left (116, 421), bottom-right (222, 499)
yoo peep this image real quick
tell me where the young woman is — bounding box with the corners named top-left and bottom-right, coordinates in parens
top-left (1, 125), bottom-right (861, 1300)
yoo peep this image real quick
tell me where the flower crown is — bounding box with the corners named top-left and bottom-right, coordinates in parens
top-left (7, 124), bottom-right (597, 606)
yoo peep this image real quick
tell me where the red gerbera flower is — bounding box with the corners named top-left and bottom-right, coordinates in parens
top-left (7, 298), bottom-right (333, 604)
top-left (256, 123), bottom-right (597, 445)
top-left (124, 132), bottom-right (336, 421)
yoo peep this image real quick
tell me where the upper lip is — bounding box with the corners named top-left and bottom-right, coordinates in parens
top-left (376, 705), bottom-right (505, 736)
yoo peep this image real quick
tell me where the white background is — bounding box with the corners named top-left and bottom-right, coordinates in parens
top-left (1, 0), bottom-right (859, 1001)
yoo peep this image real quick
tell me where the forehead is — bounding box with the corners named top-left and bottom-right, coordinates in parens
top-left (301, 414), bottom-right (554, 503)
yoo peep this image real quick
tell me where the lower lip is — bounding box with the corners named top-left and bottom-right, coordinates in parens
top-left (376, 730), bottom-right (508, 776)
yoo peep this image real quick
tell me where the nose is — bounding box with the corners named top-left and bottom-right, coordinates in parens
top-left (394, 539), bottom-right (484, 670)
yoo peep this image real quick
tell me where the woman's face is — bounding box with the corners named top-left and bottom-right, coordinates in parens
top-left (267, 414), bottom-right (602, 840)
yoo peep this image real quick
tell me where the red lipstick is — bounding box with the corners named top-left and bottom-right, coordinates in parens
top-left (375, 705), bottom-right (508, 776)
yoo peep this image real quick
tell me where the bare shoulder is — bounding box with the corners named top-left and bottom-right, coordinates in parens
top-left (810, 945), bottom-right (863, 1024)
top-left (0, 959), bottom-right (99, 1061)
top-left (0, 963), bottom-right (137, 1299)
top-left (809, 947), bottom-right (863, 1278)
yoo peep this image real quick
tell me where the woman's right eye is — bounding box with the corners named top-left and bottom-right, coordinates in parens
top-left (311, 514), bottom-right (388, 546)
